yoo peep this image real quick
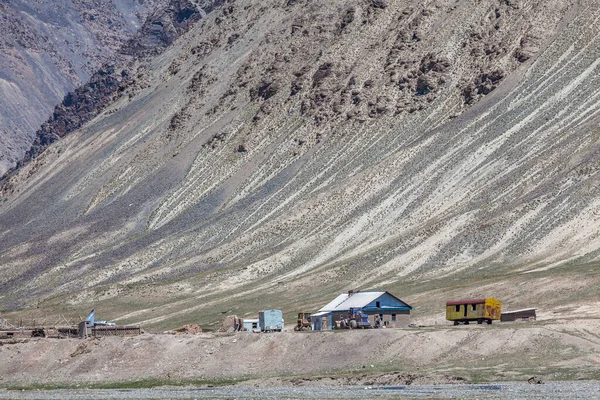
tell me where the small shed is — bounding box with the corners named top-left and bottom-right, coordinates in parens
top-left (243, 318), bottom-right (260, 332)
top-left (311, 312), bottom-right (329, 331)
top-left (312, 291), bottom-right (412, 330)
top-left (78, 321), bottom-right (91, 338)
top-left (501, 308), bottom-right (536, 322)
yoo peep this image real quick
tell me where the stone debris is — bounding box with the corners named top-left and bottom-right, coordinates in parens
top-left (162, 324), bottom-right (203, 334)
top-left (174, 324), bottom-right (203, 334)
top-left (528, 376), bottom-right (544, 384)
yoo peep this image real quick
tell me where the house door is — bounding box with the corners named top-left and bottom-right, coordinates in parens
top-left (313, 317), bottom-right (322, 331)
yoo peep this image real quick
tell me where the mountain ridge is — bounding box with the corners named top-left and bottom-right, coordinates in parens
top-left (4, 0), bottom-right (220, 172)
top-left (0, 0), bottom-right (178, 175)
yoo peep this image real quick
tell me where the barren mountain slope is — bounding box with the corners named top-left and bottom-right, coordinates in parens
top-left (0, 0), bottom-right (599, 328)
top-left (0, 0), bottom-right (171, 175)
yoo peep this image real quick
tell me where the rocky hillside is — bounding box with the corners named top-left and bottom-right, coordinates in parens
top-left (0, 0), bottom-right (171, 175)
top-left (0, 0), bottom-right (599, 328)
top-left (12, 0), bottom-right (219, 166)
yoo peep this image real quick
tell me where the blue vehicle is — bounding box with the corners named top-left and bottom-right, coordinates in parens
top-left (341, 308), bottom-right (372, 329)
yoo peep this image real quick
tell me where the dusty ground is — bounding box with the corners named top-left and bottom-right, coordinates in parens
top-left (1, 318), bottom-right (599, 388)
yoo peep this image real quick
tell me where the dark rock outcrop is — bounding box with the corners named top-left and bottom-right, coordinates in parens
top-left (21, 65), bottom-right (131, 163)
top-left (0, 0), bottom-right (171, 175)
top-left (462, 69), bottom-right (505, 104)
top-left (121, 0), bottom-right (208, 57)
top-left (5, 0), bottom-right (221, 176)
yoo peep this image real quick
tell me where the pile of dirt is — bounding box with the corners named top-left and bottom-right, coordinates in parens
top-left (218, 315), bottom-right (243, 332)
top-left (174, 324), bottom-right (203, 334)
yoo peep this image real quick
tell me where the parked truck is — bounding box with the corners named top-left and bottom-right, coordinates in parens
top-left (259, 309), bottom-right (283, 332)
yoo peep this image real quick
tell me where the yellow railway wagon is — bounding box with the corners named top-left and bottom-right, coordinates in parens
top-left (446, 298), bottom-right (502, 325)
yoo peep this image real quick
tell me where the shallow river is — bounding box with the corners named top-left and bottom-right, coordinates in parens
top-left (1, 381), bottom-right (599, 399)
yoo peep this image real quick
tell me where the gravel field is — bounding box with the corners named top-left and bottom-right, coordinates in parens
top-left (1, 382), bottom-right (600, 400)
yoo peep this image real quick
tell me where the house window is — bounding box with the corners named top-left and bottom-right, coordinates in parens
top-left (392, 314), bottom-right (397, 321)
top-left (376, 301), bottom-right (381, 308)
top-left (455, 305), bottom-right (460, 312)
top-left (472, 304), bottom-right (477, 311)
top-left (252, 322), bottom-right (257, 329)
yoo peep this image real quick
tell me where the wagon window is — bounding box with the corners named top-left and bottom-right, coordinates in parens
top-left (455, 305), bottom-right (460, 312)
top-left (472, 304), bottom-right (477, 311)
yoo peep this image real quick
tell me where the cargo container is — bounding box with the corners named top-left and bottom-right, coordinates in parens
top-left (258, 309), bottom-right (283, 332)
top-left (446, 298), bottom-right (501, 325)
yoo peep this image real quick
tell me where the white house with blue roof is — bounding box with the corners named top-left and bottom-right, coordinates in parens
top-left (312, 290), bottom-right (412, 330)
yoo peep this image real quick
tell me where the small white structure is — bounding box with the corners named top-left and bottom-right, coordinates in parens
top-left (243, 318), bottom-right (260, 332)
